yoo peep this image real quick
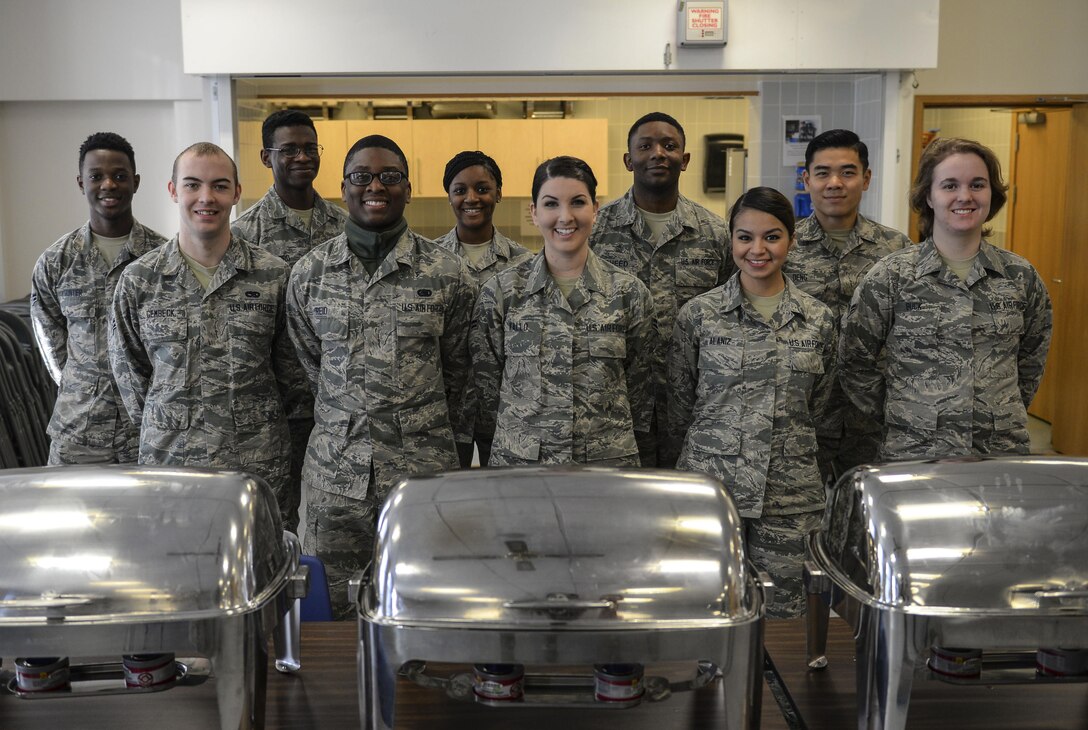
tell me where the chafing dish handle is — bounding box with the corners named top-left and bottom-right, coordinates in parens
top-left (349, 568), bottom-right (369, 609)
top-left (1034, 589), bottom-right (1088, 599)
top-left (503, 599), bottom-right (617, 610)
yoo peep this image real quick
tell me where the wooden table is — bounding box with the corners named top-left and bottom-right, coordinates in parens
top-left (2, 619), bottom-right (1086, 728)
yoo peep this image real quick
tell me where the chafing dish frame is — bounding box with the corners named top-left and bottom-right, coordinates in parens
top-left (351, 466), bottom-right (771, 730)
top-left (0, 466), bottom-right (310, 730)
top-left (803, 457), bottom-right (1088, 730)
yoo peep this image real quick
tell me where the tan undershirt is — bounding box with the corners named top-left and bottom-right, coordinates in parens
top-left (179, 247), bottom-right (219, 290)
top-left (288, 206), bottom-right (314, 229)
top-left (636, 205), bottom-right (674, 244)
top-left (743, 288), bottom-right (786, 323)
top-left (552, 273), bottom-right (580, 299)
top-left (91, 232), bottom-right (129, 267)
top-left (459, 239), bottom-right (492, 267)
top-left (939, 252), bottom-right (978, 281)
top-left (825, 228), bottom-right (852, 255)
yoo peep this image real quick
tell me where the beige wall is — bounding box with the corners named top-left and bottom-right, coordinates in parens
top-left (913, 0), bottom-right (1088, 95)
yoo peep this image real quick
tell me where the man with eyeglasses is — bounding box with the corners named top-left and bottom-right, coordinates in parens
top-left (233, 109), bottom-right (347, 531)
top-left (31, 132), bottom-right (167, 465)
top-left (287, 134), bottom-right (476, 618)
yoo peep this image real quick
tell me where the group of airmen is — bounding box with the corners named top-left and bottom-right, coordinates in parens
top-left (30, 109), bottom-right (1051, 618)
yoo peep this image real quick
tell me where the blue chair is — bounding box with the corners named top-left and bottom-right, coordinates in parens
top-left (299, 554), bottom-right (334, 622)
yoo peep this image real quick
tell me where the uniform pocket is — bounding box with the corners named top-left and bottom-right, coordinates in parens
top-left (790, 350), bottom-right (824, 375)
top-left (144, 401), bottom-right (189, 430)
top-left (232, 393), bottom-right (283, 428)
top-left (143, 313), bottom-right (187, 342)
top-left (589, 332), bottom-right (625, 359)
top-left (396, 400), bottom-right (451, 437)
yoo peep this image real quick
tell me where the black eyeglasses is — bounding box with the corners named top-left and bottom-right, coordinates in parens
top-left (266, 144), bottom-right (323, 158)
top-left (345, 170), bottom-right (406, 186)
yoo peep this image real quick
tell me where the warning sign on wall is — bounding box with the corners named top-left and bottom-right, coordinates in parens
top-left (678, 1), bottom-right (727, 46)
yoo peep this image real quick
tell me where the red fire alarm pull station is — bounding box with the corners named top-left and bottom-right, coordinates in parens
top-left (677, 1), bottom-right (727, 47)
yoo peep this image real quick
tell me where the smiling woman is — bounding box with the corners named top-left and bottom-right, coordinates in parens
top-left (667, 186), bottom-right (838, 618)
top-left (433, 150), bottom-right (532, 467)
top-left (469, 156), bottom-right (655, 469)
top-left (840, 137), bottom-right (1052, 463)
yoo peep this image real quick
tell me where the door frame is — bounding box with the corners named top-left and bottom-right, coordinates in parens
top-left (908, 94), bottom-right (1088, 241)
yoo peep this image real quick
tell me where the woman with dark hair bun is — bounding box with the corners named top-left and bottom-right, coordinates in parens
top-left (668, 186), bottom-right (837, 618)
top-left (471, 156), bottom-right (654, 467)
top-left (840, 138), bottom-right (1051, 460)
top-left (434, 150), bottom-right (532, 466)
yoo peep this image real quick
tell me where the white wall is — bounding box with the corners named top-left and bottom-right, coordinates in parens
top-left (0, 0), bottom-right (206, 300)
top-left (181, 0), bottom-right (939, 74)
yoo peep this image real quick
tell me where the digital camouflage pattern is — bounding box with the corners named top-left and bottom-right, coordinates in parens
top-left (783, 213), bottom-right (912, 473)
top-left (434, 226), bottom-right (533, 464)
top-left (744, 511), bottom-right (823, 619)
top-left (231, 186), bottom-right (347, 268)
top-left (232, 186), bottom-right (347, 529)
top-left (589, 189), bottom-right (732, 465)
top-left (668, 274), bottom-right (838, 518)
top-left (471, 250), bottom-right (654, 467)
top-left (109, 236), bottom-right (297, 520)
top-left (30, 221), bottom-right (166, 463)
top-left (287, 228), bottom-right (476, 616)
top-left (839, 239), bottom-right (1052, 460)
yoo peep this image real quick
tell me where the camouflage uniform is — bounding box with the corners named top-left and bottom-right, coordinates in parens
top-left (840, 238), bottom-right (1052, 461)
top-left (783, 214), bottom-right (912, 474)
top-left (109, 236), bottom-right (295, 517)
top-left (433, 226), bottom-right (533, 466)
top-left (589, 189), bottom-right (732, 466)
top-left (471, 250), bottom-right (654, 467)
top-left (30, 221), bottom-right (166, 464)
top-left (668, 274), bottom-right (837, 618)
top-left (287, 228), bottom-right (476, 618)
top-left (232, 186), bottom-right (348, 531)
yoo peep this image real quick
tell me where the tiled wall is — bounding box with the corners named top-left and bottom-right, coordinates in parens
top-left (754, 74), bottom-right (886, 224)
top-left (921, 107), bottom-right (1013, 247)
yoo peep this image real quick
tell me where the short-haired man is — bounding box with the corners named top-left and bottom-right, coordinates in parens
top-left (31, 132), bottom-right (167, 464)
top-left (287, 134), bottom-right (476, 618)
top-left (783, 129), bottom-right (912, 474)
top-left (233, 109), bottom-right (348, 531)
top-left (589, 111), bottom-right (731, 467)
top-left (110, 143), bottom-right (297, 524)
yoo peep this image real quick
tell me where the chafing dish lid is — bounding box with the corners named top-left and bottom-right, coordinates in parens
top-left (363, 467), bottom-right (757, 629)
top-left (816, 457), bottom-right (1088, 613)
top-left (0, 466), bottom-right (287, 624)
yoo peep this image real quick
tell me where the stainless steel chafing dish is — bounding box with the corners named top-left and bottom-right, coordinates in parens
top-left (352, 466), bottom-right (770, 730)
top-left (0, 465), bottom-right (308, 729)
top-left (804, 456), bottom-right (1088, 730)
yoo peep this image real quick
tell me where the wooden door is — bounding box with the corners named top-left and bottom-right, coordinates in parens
top-left (1050, 106), bottom-right (1088, 454)
top-left (1006, 108), bottom-right (1071, 424)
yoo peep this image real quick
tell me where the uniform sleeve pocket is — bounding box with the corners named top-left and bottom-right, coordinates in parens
top-left (396, 400), bottom-right (451, 436)
top-left (233, 393), bottom-right (283, 427)
top-left (144, 401), bottom-right (189, 430)
top-left (884, 398), bottom-right (937, 431)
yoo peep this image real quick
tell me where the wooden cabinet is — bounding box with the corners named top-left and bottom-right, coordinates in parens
top-left (312, 120), bottom-right (348, 201)
top-left (344, 120), bottom-right (415, 180)
top-left (410, 120), bottom-right (479, 198)
top-left (477, 119), bottom-right (542, 198)
top-left (541, 118), bottom-right (609, 196)
top-left (239, 118), bottom-right (609, 201)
